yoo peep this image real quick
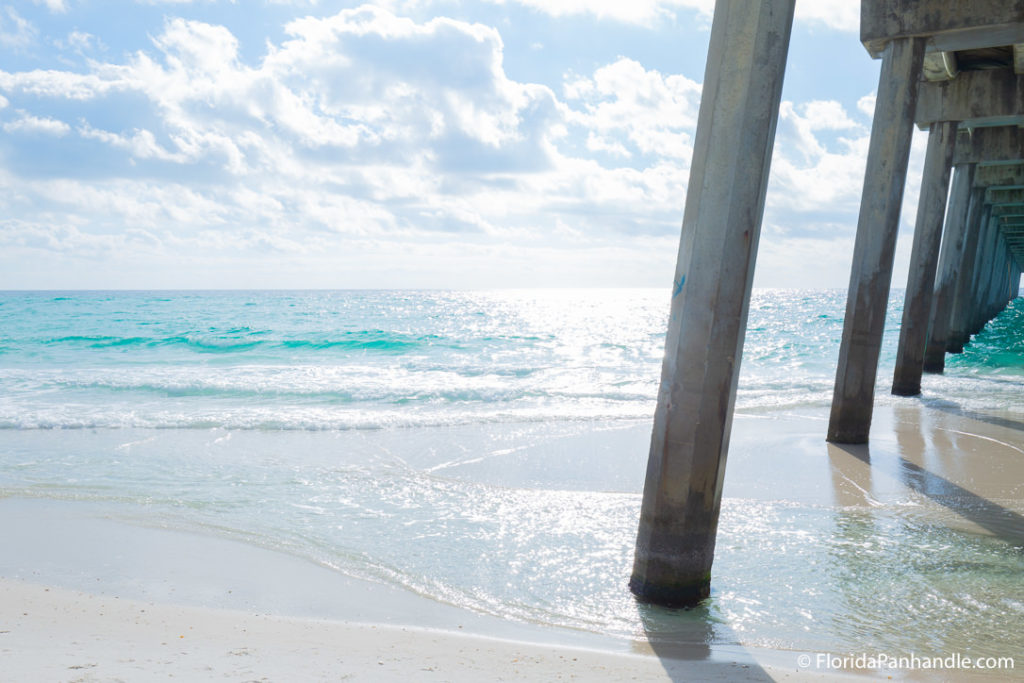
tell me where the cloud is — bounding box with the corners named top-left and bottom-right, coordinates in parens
top-left (0, 6), bottom-right (752, 278)
top-left (0, 3), bottom-right (876, 290)
top-left (480, 0), bottom-right (858, 30)
top-left (78, 124), bottom-right (192, 162)
top-left (857, 93), bottom-right (876, 118)
top-left (485, 0), bottom-right (713, 26)
top-left (794, 0), bottom-right (859, 32)
top-left (564, 57), bottom-right (700, 160)
top-left (3, 8), bottom-right (591, 243)
top-left (0, 69), bottom-right (120, 99)
top-left (57, 30), bottom-right (100, 53)
top-left (0, 7), bottom-right (37, 49)
top-left (3, 112), bottom-right (71, 135)
top-left (799, 100), bottom-right (861, 131)
top-left (33, 0), bottom-right (68, 12)
top-left (766, 99), bottom-right (870, 214)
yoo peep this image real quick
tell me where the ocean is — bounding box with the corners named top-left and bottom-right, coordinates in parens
top-left (1, 289), bottom-right (1022, 659)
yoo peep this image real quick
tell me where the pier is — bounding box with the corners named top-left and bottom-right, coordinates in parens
top-left (633, 0), bottom-right (1024, 605)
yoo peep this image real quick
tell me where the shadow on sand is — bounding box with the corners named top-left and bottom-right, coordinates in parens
top-left (631, 598), bottom-right (780, 681)
top-left (829, 407), bottom-right (1024, 548)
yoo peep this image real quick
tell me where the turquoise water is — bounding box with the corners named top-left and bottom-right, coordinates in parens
top-left (0, 288), bottom-right (900, 429)
top-left (0, 289), bottom-right (1022, 662)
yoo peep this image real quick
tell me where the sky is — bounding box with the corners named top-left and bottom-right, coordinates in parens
top-left (0, 0), bottom-right (931, 290)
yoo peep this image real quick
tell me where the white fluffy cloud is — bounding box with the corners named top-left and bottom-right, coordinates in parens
top-left (3, 112), bottom-right (70, 135)
top-left (0, 3), bottom-right (883, 288)
top-left (565, 58), bottom-right (700, 160)
top-left (767, 99), bottom-right (871, 215)
top-left (0, 7), bottom-right (697, 271)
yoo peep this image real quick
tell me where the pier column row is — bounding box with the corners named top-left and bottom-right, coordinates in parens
top-left (969, 222), bottom-right (1016, 334)
top-left (630, 0), bottom-right (795, 606)
top-left (973, 223), bottom-right (1005, 333)
top-left (891, 120), bottom-right (956, 397)
top-left (827, 36), bottom-right (925, 444)
top-left (946, 200), bottom-right (987, 352)
top-left (922, 164), bottom-right (975, 373)
top-left (928, 184), bottom-right (1022, 369)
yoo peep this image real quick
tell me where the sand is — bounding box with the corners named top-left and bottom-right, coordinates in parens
top-left (2, 402), bottom-right (1022, 681)
top-left (2, 579), bottom-right (832, 682)
top-left (0, 497), bottom-right (829, 681)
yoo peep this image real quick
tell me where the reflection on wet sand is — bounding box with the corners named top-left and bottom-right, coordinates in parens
top-left (818, 402), bottom-right (1024, 667)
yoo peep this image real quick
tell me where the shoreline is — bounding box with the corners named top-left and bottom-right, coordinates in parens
top-left (2, 402), bottom-right (1023, 680)
top-left (2, 577), bottom-right (839, 682)
top-left (0, 500), bottom-right (839, 681)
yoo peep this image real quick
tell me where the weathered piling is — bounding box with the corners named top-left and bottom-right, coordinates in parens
top-left (633, 1), bottom-right (1024, 604)
top-left (892, 120), bottom-right (956, 396)
top-left (827, 36), bottom-right (925, 444)
top-left (923, 164), bottom-right (975, 374)
top-left (948, 203), bottom-right (992, 353)
top-left (835, 1), bottom-right (1024, 435)
top-left (630, 0), bottom-right (795, 606)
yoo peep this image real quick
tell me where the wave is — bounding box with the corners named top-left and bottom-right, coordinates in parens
top-left (0, 404), bottom-right (658, 431)
top-left (2, 289), bottom-right (1020, 434)
top-left (35, 330), bottom-right (464, 354)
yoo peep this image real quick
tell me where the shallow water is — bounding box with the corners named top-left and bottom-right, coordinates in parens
top-left (1, 289), bottom-right (1022, 662)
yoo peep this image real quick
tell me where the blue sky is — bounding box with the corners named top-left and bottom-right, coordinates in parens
top-left (0, 1), bottom-right (928, 289)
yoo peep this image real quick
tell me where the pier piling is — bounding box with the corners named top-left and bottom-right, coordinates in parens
top-left (634, 0), bottom-right (1024, 602)
top-left (827, 36), bottom-right (925, 444)
top-left (630, 0), bottom-right (795, 606)
top-left (892, 120), bottom-right (956, 396)
top-left (923, 164), bottom-right (975, 374)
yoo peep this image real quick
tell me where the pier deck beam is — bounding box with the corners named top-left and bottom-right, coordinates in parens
top-left (630, 0), bottom-right (795, 606)
top-left (892, 120), bottom-right (956, 396)
top-left (923, 164), bottom-right (975, 373)
top-left (827, 36), bottom-right (925, 444)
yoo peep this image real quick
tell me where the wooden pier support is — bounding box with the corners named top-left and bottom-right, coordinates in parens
top-left (630, 0), bottom-right (794, 606)
top-left (891, 120), bottom-right (956, 396)
top-left (827, 36), bottom-right (925, 444)
top-left (923, 164), bottom-right (975, 373)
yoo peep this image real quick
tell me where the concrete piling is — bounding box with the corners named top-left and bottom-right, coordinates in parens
top-left (892, 120), bottom-right (956, 396)
top-left (630, 0), bottom-right (795, 606)
top-left (923, 164), bottom-right (975, 374)
top-left (827, 36), bottom-right (925, 444)
top-left (948, 202), bottom-right (992, 353)
top-left (633, 0), bottom-right (1024, 604)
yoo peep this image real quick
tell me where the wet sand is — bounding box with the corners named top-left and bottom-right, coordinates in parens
top-left (1, 401), bottom-right (1022, 680)
top-left (0, 501), bottom-right (839, 681)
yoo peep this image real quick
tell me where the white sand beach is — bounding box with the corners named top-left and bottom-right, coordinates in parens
top-left (0, 503), bottom-right (830, 682)
top-left (2, 579), bottom-right (830, 682)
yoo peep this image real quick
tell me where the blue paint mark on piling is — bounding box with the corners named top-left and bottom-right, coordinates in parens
top-left (673, 276), bottom-right (686, 298)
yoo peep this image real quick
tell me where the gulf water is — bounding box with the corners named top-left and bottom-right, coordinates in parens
top-left (1, 289), bottom-right (1022, 661)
